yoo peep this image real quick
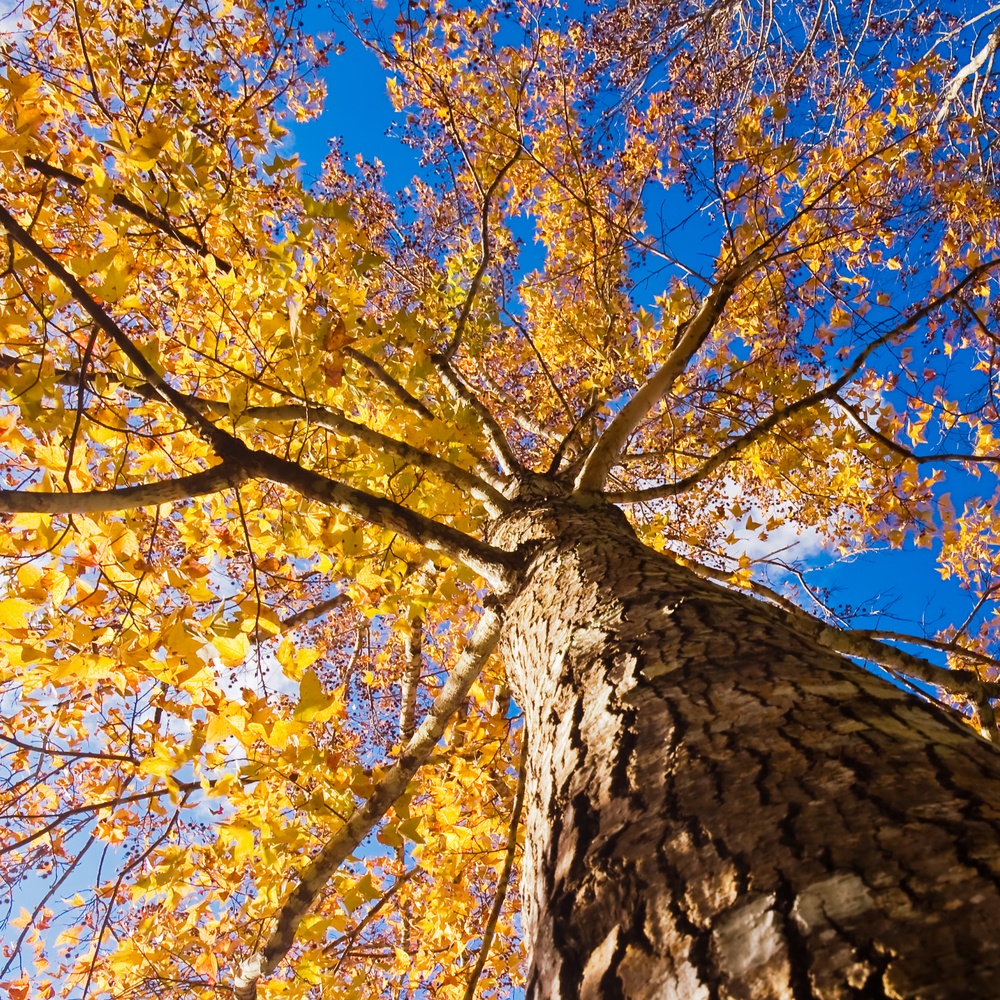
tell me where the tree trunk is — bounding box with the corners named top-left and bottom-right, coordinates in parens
top-left (492, 498), bottom-right (1000, 1000)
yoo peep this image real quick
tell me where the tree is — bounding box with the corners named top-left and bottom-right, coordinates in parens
top-left (3, 0), bottom-right (1000, 997)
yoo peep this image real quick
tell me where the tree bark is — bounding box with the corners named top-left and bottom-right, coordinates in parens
top-left (492, 498), bottom-right (1000, 1000)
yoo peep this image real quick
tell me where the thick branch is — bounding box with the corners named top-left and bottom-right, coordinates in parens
top-left (606, 259), bottom-right (1000, 502)
top-left (681, 558), bottom-right (1000, 727)
top-left (575, 262), bottom-right (756, 493)
top-left (236, 402), bottom-right (508, 513)
top-left (0, 450), bottom-right (513, 586)
top-left (935, 25), bottom-right (1000, 124)
top-left (0, 354), bottom-right (508, 513)
top-left (859, 629), bottom-right (1000, 673)
top-left (243, 451), bottom-right (517, 589)
top-left (0, 466), bottom-right (242, 514)
top-left (274, 594), bottom-right (350, 634)
top-left (231, 605), bottom-right (504, 1000)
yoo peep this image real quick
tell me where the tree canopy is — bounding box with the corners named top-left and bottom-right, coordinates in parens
top-left (2, 1), bottom-right (1000, 997)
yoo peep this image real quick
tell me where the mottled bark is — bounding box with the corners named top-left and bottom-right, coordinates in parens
top-left (492, 498), bottom-right (1000, 1000)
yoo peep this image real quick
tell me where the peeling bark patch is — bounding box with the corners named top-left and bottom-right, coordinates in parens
top-left (580, 926), bottom-right (623, 1000)
top-left (791, 873), bottom-right (874, 933)
top-left (712, 895), bottom-right (785, 977)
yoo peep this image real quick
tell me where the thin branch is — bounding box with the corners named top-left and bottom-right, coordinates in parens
top-left (0, 201), bottom-right (239, 457)
top-left (231, 605), bottom-right (505, 1000)
top-left (835, 393), bottom-right (1000, 467)
top-left (399, 563), bottom-right (436, 743)
top-left (328, 869), bottom-right (418, 974)
top-left (23, 156), bottom-right (233, 272)
top-left (442, 148), bottom-right (523, 361)
top-left (0, 733), bottom-right (136, 764)
top-left (344, 346), bottom-right (436, 422)
top-left (431, 352), bottom-right (519, 475)
top-left (460, 747), bottom-right (527, 1000)
top-left (606, 259), bottom-right (1000, 502)
top-left (1, 781), bottom-right (196, 858)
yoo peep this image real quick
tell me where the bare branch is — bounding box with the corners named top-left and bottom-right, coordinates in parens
top-left (0, 733), bottom-right (136, 764)
top-left (273, 594), bottom-right (350, 635)
top-left (935, 24), bottom-right (1000, 124)
top-left (231, 604), bottom-right (505, 1000)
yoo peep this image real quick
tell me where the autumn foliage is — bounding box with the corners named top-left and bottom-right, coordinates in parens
top-left (2, 1), bottom-right (1000, 997)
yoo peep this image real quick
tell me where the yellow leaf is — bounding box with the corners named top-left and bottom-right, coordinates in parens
top-left (140, 748), bottom-right (177, 778)
top-left (0, 597), bottom-right (33, 629)
top-left (221, 822), bottom-right (256, 861)
top-left (294, 668), bottom-right (335, 722)
top-left (213, 633), bottom-right (249, 667)
top-left (94, 263), bottom-right (130, 303)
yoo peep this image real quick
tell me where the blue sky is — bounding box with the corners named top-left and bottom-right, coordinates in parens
top-left (282, 23), bottom-right (990, 679)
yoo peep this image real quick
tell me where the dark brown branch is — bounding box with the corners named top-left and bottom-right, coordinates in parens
top-left (275, 594), bottom-right (350, 634)
top-left (0, 733), bottom-right (136, 764)
top-left (0, 201), bottom-right (240, 457)
top-left (835, 393), bottom-right (1000, 467)
top-left (24, 156), bottom-right (233, 273)
top-left (244, 451), bottom-right (516, 589)
top-left (236, 402), bottom-right (509, 513)
top-left (0, 451), bottom-right (515, 585)
top-left (1, 781), bottom-right (197, 858)
top-left (344, 346), bottom-right (436, 421)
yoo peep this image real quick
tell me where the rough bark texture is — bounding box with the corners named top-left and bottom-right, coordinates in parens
top-left (491, 498), bottom-right (1000, 1000)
